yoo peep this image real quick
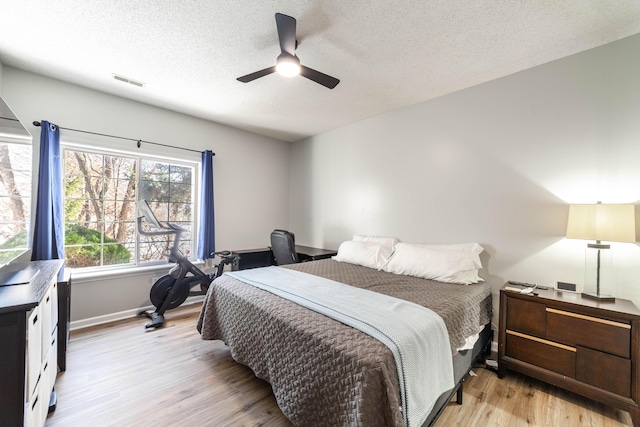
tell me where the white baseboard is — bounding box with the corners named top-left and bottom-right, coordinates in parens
top-left (70, 296), bottom-right (204, 331)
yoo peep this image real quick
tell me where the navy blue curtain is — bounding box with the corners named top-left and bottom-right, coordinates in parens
top-left (32, 120), bottom-right (65, 260)
top-left (197, 150), bottom-right (215, 260)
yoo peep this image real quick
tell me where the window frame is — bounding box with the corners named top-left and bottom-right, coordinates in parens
top-left (61, 141), bottom-right (201, 273)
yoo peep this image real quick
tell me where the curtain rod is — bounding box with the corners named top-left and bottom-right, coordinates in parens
top-left (32, 121), bottom-right (214, 155)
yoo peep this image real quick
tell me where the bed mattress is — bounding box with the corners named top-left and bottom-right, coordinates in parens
top-left (197, 259), bottom-right (492, 426)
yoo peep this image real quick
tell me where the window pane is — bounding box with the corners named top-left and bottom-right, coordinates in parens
top-left (65, 245), bottom-right (102, 269)
top-left (143, 200), bottom-right (169, 223)
top-left (103, 199), bottom-right (136, 223)
top-left (65, 222), bottom-right (104, 245)
top-left (169, 182), bottom-right (192, 202)
top-left (64, 148), bottom-right (195, 269)
top-left (104, 221), bottom-right (135, 244)
top-left (103, 242), bottom-right (133, 266)
top-left (138, 160), bottom-right (194, 264)
top-left (65, 176), bottom-right (88, 199)
top-left (64, 149), bottom-right (137, 268)
top-left (108, 156), bottom-right (136, 179)
top-left (139, 181), bottom-right (170, 203)
top-left (139, 234), bottom-right (173, 262)
top-left (103, 177), bottom-right (135, 201)
top-left (107, 200), bottom-right (136, 222)
top-left (0, 142), bottom-right (31, 263)
top-left (168, 202), bottom-right (192, 222)
top-left (170, 165), bottom-right (192, 184)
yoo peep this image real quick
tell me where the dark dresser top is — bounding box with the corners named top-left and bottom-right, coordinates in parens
top-left (501, 285), bottom-right (640, 320)
top-left (0, 259), bottom-right (64, 314)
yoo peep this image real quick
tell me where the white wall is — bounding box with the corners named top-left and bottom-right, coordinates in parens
top-left (4, 33), bottom-right (640, 326)
top-left (290, 33), bottom-right (640, 322)
top-left (1, 66), bottom-right (290, 323)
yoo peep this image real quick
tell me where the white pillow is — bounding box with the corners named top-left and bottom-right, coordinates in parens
top-left (448, 269), bottom-right (484, 285)
top-left (352, 235), bottom-right (399, 250)
top-left (384, 243), bottom-right (482, 284)
top-left (409, 242), bottom-right (483, 269)
top-left (333, 240), bottom-right (395, 270)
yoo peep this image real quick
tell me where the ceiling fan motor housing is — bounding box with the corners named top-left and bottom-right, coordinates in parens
top-left (276, 52), bottom-right (301, 77)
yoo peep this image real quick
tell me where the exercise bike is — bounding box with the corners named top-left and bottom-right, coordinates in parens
top-left (136, 200), bottom-right (237, 329)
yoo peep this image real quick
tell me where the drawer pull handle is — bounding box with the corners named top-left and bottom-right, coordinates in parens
top-left (507, 330), bottom-right (577, 352)
top-left (546, 308), bottom-right (631, 329)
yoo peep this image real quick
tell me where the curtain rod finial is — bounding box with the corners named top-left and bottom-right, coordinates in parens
top-left (33, 121), bottom-right (41, 127)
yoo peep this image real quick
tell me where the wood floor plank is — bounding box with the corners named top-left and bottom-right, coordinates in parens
top-left (46, 303), bottom-right (633, 427)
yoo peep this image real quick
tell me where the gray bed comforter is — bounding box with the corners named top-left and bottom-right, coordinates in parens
top-left (197, 259), bottom-right (492, 426)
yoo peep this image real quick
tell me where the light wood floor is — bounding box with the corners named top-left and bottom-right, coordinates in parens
top-left (46, 303), bottom-right (633, 427)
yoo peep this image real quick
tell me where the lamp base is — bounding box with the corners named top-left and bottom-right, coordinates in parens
top-left (581, 292), bottom-right (615, 303)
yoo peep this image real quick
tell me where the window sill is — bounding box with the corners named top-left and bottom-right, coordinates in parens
top-left (69, 260), bottom-right (205, 283)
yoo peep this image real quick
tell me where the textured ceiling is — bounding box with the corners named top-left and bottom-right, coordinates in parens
top-left (1, 1), bottom-right (640, 142)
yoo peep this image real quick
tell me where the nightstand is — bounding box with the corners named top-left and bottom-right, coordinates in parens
top-left (498, 284), bottom-right (640, 426)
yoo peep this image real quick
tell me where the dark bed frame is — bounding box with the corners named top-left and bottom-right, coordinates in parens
top-left (422, 322), bottom-right (493, 426)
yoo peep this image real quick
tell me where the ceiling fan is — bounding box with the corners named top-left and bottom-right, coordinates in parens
top-left (237, 13), bottom-right (340, 89)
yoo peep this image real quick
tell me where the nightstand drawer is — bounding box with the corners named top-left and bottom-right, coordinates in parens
top-left (505, 296), bottom-right (546, 337)
top-left (576, 346), bottom-right (631, 397)
top-left (506, 330), bottom-right (576, 378)
top-left (546, 308), bottom-right (631, 358)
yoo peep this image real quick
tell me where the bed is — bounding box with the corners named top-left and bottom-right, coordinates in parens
top-left (197, 242), bottom-right (493, 427)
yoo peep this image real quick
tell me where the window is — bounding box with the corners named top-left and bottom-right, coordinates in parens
top-left (0, 141), bottom-right (31, 264)
top-left (63, 147), bottom-right (195, 270)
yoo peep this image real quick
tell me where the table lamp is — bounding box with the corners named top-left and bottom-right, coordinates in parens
top-left (565, 202), bottom-right (636, 302)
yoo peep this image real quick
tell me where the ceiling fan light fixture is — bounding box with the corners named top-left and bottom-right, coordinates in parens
top-left (236, 13), bottom-right (339, 88)
top-left (276, 53), bottom-right (301, 77)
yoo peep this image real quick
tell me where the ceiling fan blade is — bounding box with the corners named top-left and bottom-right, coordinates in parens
top-left (275, 13), bottom-right (297, 55)
top-left (237, 66), bottom-right (276, 83)
top-left (300, 65), bottom-right (340, 89)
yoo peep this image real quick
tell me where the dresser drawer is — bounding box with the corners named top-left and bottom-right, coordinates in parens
top-left (505, 296), bottom-right (546, 337)
top-left (576, 346), bottom-right (631, 397)
top-left (546, 308), bottom-right (631, 358)
top-left (506, 330), bottom-right (576, 378)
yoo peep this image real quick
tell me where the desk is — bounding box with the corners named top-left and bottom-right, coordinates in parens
top-left (231, 248), bottom-right (274, 271)
top-left (295, 245), bottom-right (337, 261)
top-left (231, 246), bottom-right (337, 270)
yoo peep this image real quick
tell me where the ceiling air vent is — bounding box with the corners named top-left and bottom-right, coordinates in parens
top-left (113, 74), bottom-right (145, 88)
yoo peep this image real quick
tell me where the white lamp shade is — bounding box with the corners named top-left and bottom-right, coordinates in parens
top-left (566, 204), bottom-right (636, 243)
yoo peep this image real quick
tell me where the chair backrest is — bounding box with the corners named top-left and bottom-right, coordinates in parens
top-left (270, 229), bottom-right (299, 265)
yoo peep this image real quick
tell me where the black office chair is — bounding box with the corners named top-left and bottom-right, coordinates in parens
top-left (270, 229), bottom-right (299, 265)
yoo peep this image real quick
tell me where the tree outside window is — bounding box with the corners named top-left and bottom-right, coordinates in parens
top-left (64, 148), bottom-right (194, 269)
